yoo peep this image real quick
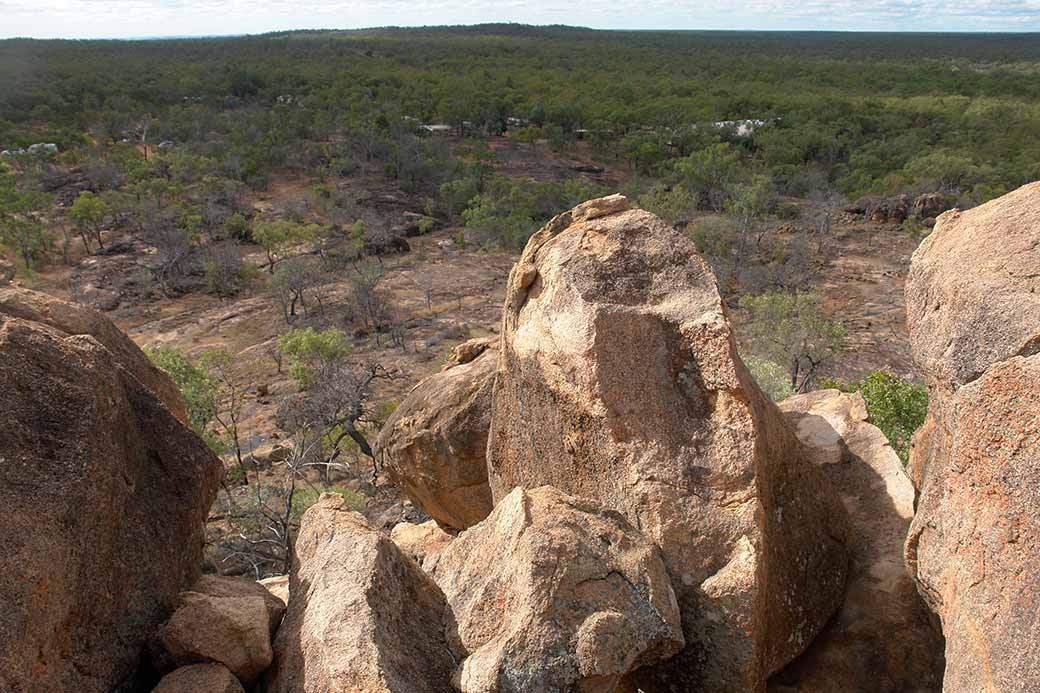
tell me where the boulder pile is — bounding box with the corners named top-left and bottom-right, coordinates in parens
top-left (486, 195), bottom-right (849, 690)
top-left (9, 185), bottom-right (1040, 692)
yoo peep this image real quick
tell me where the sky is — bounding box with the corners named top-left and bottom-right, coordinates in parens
top-left (1, 0), bottom-right (1040, 39)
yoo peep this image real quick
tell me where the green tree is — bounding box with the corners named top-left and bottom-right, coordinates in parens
top-left (278, 328), bottom-right (353, 387)
top-left (144, 345), bottom-right (220, 447)
top-left (68, 190), bottom-right (111, 252)
top-left (739, 290), bottom-right (846, 393)
top-left (252, 218), bottom-right (320, 273)
top-left (675, 143), bottom-right (743, 212)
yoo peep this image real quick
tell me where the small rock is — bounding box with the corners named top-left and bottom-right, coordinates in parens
top-left (153, 664), bottom-right (244, 693)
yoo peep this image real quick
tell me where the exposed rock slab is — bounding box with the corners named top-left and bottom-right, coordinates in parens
top-left (432, 486), bottom-right (683, 693)
top-left (265, 494), bottom-right (456, 693)
top-left (769, 390), bottom-right (944, 693)
top-left (377, 339), bottom-right (497, 531)
top-left (487, 195), bottom-right (849, 690)
top-left (0, 302), bottom-right (222, 692)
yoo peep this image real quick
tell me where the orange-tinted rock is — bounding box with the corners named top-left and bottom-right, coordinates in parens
top-left (0, 305), bottom-right (222, 692)
top-left (377, 341), bottom-right (496, 531)
top-left (432, 486), bottom-right (683, 692)
top-left (265, 494), bottom-right (455, 693)
top-left (487, 195), bottom-right (849, 690)
top-left (904, 182), bottom-right (1040, 691)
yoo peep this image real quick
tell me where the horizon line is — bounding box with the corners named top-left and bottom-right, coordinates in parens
top-left (3, 23), bottom-right (1040, 41)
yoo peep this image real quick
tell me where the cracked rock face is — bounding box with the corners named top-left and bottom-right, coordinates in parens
top-left (432, 486), bottom-right (684, 693)
top-left (905, 182), bottom-right (1040, 692)
top-left (487, 195), bottom-right (849, 691)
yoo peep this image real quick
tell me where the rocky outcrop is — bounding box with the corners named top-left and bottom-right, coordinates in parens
top-left (153, 664), bottom-right (245, 693)
top-left (151, 576), bottom-right (286, 684)
top-left (905, 183), bottom-right (1040, 391)
top-left (769, 390), bottom-right (944, 692)
top-left (913, 192), bottom-right (949, 220)
top-left (377, 338), bottom-right (497, 531)
top-left (0, 287), bottom-right (187, 422)
top-left (0, 257), bottom-right (14, 285)
top-left (0, 295), bottom-right (222, 692)
top-left (432, 486), bottom-right (683, 693)
top-left (904, 182), bottom-right (1040, 692)
top-left (391, 520), bottom-right (454, 572)
top-left (265, 494), bottom-right (456, 693)
top-left (487, 195), bottom-right (849, 690)
top-left (847, 194), bottom-right (910, 223)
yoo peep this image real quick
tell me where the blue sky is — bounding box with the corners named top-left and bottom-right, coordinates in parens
top-left (1, 1), bottom-right (1039, 39)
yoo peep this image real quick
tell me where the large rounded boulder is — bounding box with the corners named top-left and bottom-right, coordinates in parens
top-left (0, 289), bottom-right (222, 692)
top-left (377, 337), bottom-right (497, 531)
top-left (487, 195), bottom-right (849, 690)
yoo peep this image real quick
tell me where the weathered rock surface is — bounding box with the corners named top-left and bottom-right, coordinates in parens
top-left (259, 575), bottom-right (289, 607)
top-left (0, 298), bottom-right (222, 692)
top-left (265, 493), bottom-right (456, 693)
top-left (433, 486), bottom-right (683, 693)
top-left (768, 390), bottom-right (944, 693)
top-left (153, 663), bottom-right (245, 693)
top-left (908, 356), bottom-right (1040, 692)
top-left (905, 183), bottom-right (1040, 693)
top-left (913, 192), bottom-right (950, 220)
top-left (377, 338), bottom-right (497, 531)
top-left (153, 590), bottom-right (272, 685)
top-left (391, 520), bottom-right (454, 572)
top-left (847, 193), bottom-right (910, 223)
top-left (0, 287), bottom-right (187, 422)
top-left (444, 336), bottom-right (496, 368)
top-left (0, 257), bottom-right (14, 285)
top-left (905, 182), bottom-right (1040, 391)
top-left (191, 575), bottom-right (287, 634)
top-left (151, 575), bottom-right (286, 684)
top-left (487, 195), bottom-right (849, 690)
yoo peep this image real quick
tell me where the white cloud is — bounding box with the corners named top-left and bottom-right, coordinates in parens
top-left (1, 0), bottom-right (1038, 38)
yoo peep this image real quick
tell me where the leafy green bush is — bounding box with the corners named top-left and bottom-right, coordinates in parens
top-left (745, 356), bottom-right (796, 402)
top-left (821, 370), bottom-right (928, 465)
top-left (278, 328), bottom-right (352, 387)
top-left (144, 344), bottom-right (222, 450)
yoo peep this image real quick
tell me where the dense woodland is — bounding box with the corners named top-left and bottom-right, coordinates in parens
top-left (2, 26), bottom-right (1039, 199)
top-left (0, 26), bottom-right (1029, 571)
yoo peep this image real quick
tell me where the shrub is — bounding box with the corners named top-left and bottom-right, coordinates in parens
top-left (291, 484), bottom-right (366, 520)
top-left (821, 370), bottom-right (928, 465)
top-left (745, 356), bottom-right (796, 402)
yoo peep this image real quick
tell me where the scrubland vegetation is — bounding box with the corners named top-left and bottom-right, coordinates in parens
top-left (3, 25), bottom-right (1030, 572)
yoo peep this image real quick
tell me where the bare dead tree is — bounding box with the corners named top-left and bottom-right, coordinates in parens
top-left (275, 360), bottom-right (395, 475)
